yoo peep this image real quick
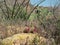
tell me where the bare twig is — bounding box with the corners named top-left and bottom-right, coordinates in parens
top-left (11, 0), bottom-right (17, 18)
top-left (14, 0), bottom-right (30, 18)
top-left (14, 0), bottom-right (26, 17)
top-left (4, 0), bottom-right (9, 16)
top-left (27, 0), bottom-right (45, 19)
top-left (0, 5), bottom-right (7, 17)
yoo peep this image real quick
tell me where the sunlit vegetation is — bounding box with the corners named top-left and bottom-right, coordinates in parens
top-left (0, 0), bottom-right (60, 45)
top-left (0, 33), bottom-right (56, 45)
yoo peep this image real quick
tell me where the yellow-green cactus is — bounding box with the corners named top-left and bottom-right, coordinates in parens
top-left (1, 33), bottom-right (56, 45)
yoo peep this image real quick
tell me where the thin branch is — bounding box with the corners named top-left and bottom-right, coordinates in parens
top-left (0, 5), bottom-right (7, 17)
top-left (11, 0), bottom-right (17, 18)
top-left (27, 0), bottom-right (45, 19)
top-left (14, 0), bottom-right (30, 18)
top-left (4, 0), bottom-right (9, 16)
top-left (52, 1), bottom-right (60, 20)
top-left (25, 0), bottom-right (30, 13)
top-left (14, 0), bottom-right (26, 16)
